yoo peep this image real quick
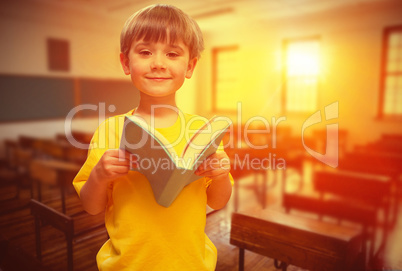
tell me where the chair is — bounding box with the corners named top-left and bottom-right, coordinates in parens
top-left (283, 169), bottom-right (392, 267)
top-left (30, 199), bottom-right (106, 271)
top-left (0, 140), bottom-right (19, 199)
top-left (230, 209), bottom-right (364, 271)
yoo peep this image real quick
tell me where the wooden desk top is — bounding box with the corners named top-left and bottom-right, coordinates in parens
top-left (32, 159), bottom-right (81, 172)
top-left (30, 159), bottom-right (80, 185)
top-left (234, 209), bottom-right (361, 242)
top-left (316, 168), bottom-right (390, 183)
top-left (231, 209), bottom-right (362, 271)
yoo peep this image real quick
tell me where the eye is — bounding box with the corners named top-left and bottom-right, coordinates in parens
top-left (167, 52), bottom-right (179, 58)
top-left (139, 50), bottom-right (152, 56)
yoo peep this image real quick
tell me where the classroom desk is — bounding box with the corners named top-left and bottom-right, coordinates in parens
top-left (314, 169), bottom-right (392, 262)
top-left (314, 168), bottom-right (392, 228)
top-left (30, 159), bottom-right (81, 214)
top-left (230, 209), bottom-right (363, 271)
top-left (339, 151), bottom-right (402, 227)
top-left (227, 141), bottom-right (307, 211)
top-left (228, 148), bottom-right (266, 210)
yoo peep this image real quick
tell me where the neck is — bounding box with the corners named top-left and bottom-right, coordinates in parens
top-left (134, 93), bottom-right (179, 127)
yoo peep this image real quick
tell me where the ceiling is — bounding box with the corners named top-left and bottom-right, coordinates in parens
top-left (26, 0), bottom-right (385, 30)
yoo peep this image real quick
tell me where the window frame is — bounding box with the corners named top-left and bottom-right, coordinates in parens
top-left (378, 25), bottom-right (402, 120)
top-left (211, 45), bottom-right (239, 113)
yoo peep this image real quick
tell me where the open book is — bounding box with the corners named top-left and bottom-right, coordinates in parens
top-left (120, 115), bottom-right (231, 207)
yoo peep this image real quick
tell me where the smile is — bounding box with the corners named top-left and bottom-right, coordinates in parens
top-left (146, 77), bottom-right (171, 82)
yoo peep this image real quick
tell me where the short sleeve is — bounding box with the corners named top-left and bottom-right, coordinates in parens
top-left (72, 134), bottom-right (102, 197)
top-left (72, 113), bottom-right (126, 197)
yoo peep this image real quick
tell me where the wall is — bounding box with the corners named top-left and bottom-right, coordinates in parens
top-left (0, 1), bottom-right (199, 154)
top-left (198, 0), bottom-right (402, 149)
top-left (1, 0), bottom-right (401, 156)
top-left (0, 2), bottom-right (119, 148)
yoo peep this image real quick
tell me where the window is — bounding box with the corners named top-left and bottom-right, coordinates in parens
top-left (212, 46), bottom-right (239, 112)
top-left (379, 26), bottom-right (402, 118)
top-left (283, 38), bottom-right (320, 113)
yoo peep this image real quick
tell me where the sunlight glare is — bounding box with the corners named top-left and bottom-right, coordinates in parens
top-left (287, 42), bottom-right (320, 76)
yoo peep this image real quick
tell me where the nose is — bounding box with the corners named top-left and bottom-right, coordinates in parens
top-left (150, 54), bottom-right (166, 70)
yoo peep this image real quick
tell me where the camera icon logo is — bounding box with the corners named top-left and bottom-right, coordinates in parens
top-left (302, 101), bottom-right (339, 168)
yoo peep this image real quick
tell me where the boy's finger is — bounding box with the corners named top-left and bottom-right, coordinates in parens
top-left (197, 156), bottom-right (230, 172)
top-left (196, 168), bottom-right (229, 178)
top-left (130, 159), bottom-right (139, 169)
top-left (111, 164), bottom-right (131, 174)
top-left (117, 149), bottom-right (132, 161)
top-left (195, 163), bottom-right (230, 176)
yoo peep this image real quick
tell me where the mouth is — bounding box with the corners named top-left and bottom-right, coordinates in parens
top-left (146, 77), bottom-right (171, 82)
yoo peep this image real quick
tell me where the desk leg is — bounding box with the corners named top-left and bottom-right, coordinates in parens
top-left (34, 216), bottom-right (42, 261)
top-left (261, 172), bottom-right (267, 209)
top-left (239, 248), bottom-right (244, 271)
top-left (376, 204), bottom-right (390, 263)
top-left (60, 185), bottom-right (66, 214)
top-left (234, 178), bottom-right (239, 212)
top-left (36, 181), bottom-right (42, 202)
top-left (57, 172), bottom-right (66, 214)
top-left (274, 259), bottom-right (289, 271)
top-left (66, 234), bottom-right (73, 271)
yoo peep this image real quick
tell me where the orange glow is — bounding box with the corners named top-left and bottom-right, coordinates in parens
top-left (287, 42), bottom-right (320, 76)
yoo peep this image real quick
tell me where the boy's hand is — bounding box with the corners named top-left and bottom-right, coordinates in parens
top-left (81, 149), bottom-right (135, 215)
top-left (195, 151), bottom-right (231, 182)
top-left (93, 149), bottom-right (135, 183)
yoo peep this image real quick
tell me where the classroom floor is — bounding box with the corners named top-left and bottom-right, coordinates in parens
top-left (207, 167), bottom-right (402, 271)
top-left (0, 165), bottom-right (401, 271)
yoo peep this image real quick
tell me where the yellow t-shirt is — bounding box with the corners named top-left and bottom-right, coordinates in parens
top-left (73, 109), bottom-right (228, 271)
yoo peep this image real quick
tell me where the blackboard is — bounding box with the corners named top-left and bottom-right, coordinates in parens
top-left (79, 78), bottom-right (140, 117)
top-left (0, 74), bottom-right (140, 122)
top-left (0, 75), bottom-right (75, 122)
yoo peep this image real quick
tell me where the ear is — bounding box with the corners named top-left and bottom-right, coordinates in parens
top-left (120, 52), bottom-right (131, 75)
top-left (185, 57), bottom-right (198, 79)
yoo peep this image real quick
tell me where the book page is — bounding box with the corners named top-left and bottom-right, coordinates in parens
top-left (123, 115), bottom-right (178, 162)
top-left (181, 117), bottom-right (231, 169)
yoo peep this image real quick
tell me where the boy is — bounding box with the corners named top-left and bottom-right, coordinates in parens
top-left (73, 4), bottom-right (233, 271)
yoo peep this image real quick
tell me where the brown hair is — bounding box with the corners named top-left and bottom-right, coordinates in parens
top-left (120, 4), bottom-right (204, 59)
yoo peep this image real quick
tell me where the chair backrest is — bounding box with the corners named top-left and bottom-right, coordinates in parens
top-left (340, 151), bottom-right (402, 177)
top-left (3, 140), bottom-right (18, 169)
top-left (30, 199), bottom-right (74, 236)
top-left (283, 193), bottom-right (377, 226)
top-left (19, 136), bottom-right (37, 149)
top-left (314, 169), bottom-right (391, 208)
top-left (29, 159), bottom-right (58, 185)
top-left (30, 199), bottom-right (75, 271)
top-left (63, 145), bottom-right (88, 164)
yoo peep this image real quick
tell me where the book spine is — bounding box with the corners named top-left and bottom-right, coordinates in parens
top-left (156, 169), bottom-right (201, 207)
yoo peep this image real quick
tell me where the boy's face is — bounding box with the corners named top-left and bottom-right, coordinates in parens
top-left (120, 39), bottom-right (197, 98)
